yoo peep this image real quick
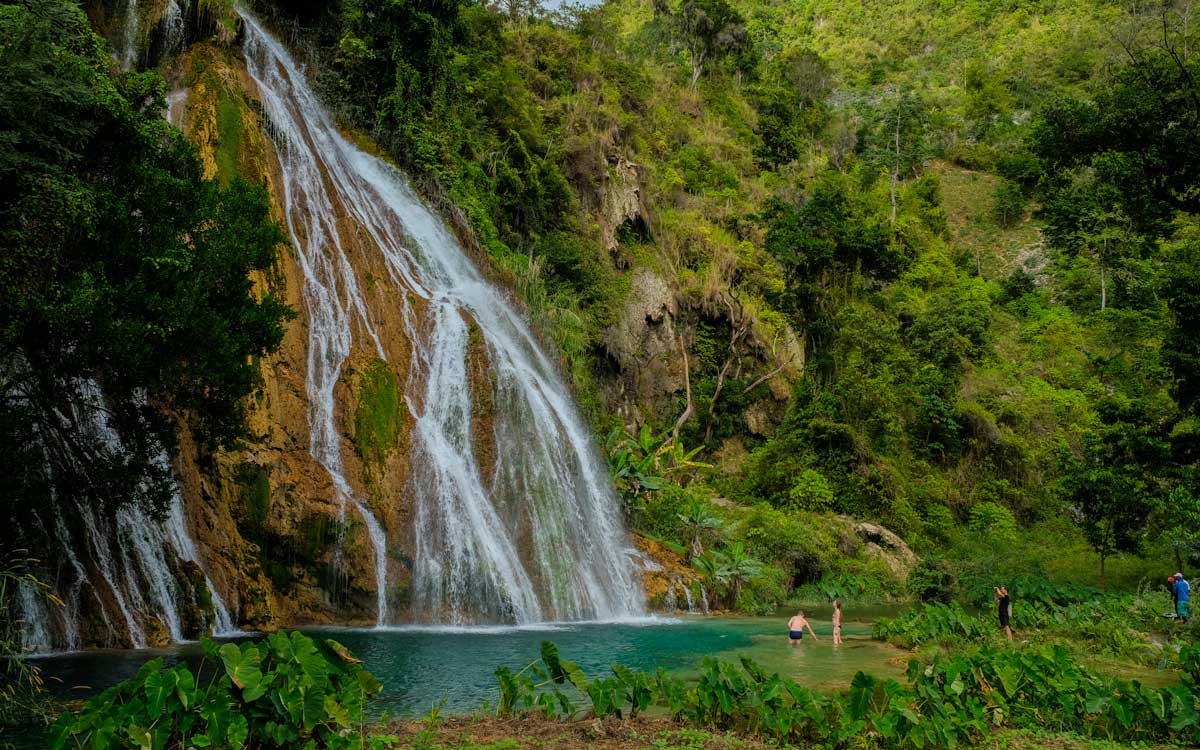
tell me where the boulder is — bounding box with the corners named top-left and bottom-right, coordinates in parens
top-left (854, 522), bottom-right (918, 581)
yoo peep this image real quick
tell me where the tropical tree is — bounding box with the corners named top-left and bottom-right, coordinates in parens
top-left (1157, 486), bottom-right (1200, 572)
top-left (0, 0), bottom-right (292, 528)
top-left (659, 0), bottom-right (750, 87)
top-left (676, 497), bottom-right (723, 562)
top-left (721, 542), bottom-right (762, 608)
top-left (692, 543), bottom-right (762, 609)
top-left (607, 425), bottom-right (711, 503)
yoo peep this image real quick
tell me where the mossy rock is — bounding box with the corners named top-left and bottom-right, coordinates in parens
top-left (354, 358), bottom-right (403, 469)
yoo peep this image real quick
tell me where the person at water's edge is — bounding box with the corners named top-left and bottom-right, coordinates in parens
top-left (995, 585), bottom-right (1013, 641)
top-left (787, 611), bottom-right (819, 644)
top-left (832, 600), bottom-right (843, 645)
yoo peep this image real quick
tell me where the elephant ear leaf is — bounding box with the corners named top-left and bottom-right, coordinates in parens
top-left (562, 659), bottom-right (589, 693)
top-left (325, 639), bottom-right (362, 664)
top-left (143, 667), bottom-right (177, 715)
top-left (220, 643), bottom-right (263, 692)
top-left (541, 641), bottom-right (565, 683)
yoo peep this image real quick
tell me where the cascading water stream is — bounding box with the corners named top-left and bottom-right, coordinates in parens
top-left (122, 0), bottom-right (139, 68)
top-left (239, 10), bottom-right (644, 624)
top-left (16, 383), bottom-right (235, 652)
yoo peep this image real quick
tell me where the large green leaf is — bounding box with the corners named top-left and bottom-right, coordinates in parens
top-left (142, 667), bottom-right (177, 716)
top-left (325, 638), bottom-right (362, 664)
top-left (219, 643), bottom-right (263, 692)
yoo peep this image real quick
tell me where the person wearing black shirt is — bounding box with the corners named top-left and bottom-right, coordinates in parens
top-left (994, 585), bottom-right (1013, 641)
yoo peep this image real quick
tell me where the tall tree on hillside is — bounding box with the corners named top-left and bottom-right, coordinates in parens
top-left (857, 91), bottom-right (929, 224)
top-left (1061, 402), bottom-right (1170, 585)
top-left (1164, 237), bottom-right (1200, 417)
top-left (658, 0), bottom-right (750, 87)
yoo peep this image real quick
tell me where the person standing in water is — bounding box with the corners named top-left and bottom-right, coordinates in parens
top-left (832, 600), bottom-right (843, 645)
top-left (994, 585), bottom-right (1013, 641)
top-left (787, 610), bottom-right (819, 644)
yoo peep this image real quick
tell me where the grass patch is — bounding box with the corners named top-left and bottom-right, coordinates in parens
top-left (377, 717), bottom-right (773, 750)
top-left (214, 86), bottom-right (243, 184)
top-left (354, 358), bottom-right (402, 469)
top-left (931, 161), bottom-right (1041, 278)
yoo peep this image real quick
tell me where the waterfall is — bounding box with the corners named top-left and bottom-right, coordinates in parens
top-left (163, 482), bottom-right (236, 634)
top-left (122, 0), bottom-right (139, 68)
top-left (239, 11), bottom-right (644, 624)
top-left (663, 578), bottom-right (678, 612)
top-left (14, 383), bottom-right (234, 652)
top-left (699, 584), bottom-right (710, 614)
top-left (17, 582), bottom-right (52, 654)
top-left (160, 0), bottom-right (186, 56)
top-left (682, 582), bottom-right (696, 613)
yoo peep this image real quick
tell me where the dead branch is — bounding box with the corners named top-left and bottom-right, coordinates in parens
top-left (670, 331), bottom-right (694, 447)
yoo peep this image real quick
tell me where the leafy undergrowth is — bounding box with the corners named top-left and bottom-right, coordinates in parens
top-left (976, 727), bottom-right (1173, 750)
top-left (50, 632), bottom-right (388, 750)
top-left (874, 594), bottom-right (1180, 666)
top-left (493, 641), bottom-right (1200, 748)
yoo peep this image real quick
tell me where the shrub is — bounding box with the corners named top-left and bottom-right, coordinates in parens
top-left (50, 632), bottom-right (388, 750)
top-left (873, 602), bottom-right (989, 647)
top-left (968, 501), bottom-right (1019, 546)
top-left (788, 469), bottom-right (835, 511)
top-left (992, 179), bottom-right (1026, 228)
top-left (908, 555), bottom-right (956, 603)
top-left (500, 640), bottom-right (1200, 747)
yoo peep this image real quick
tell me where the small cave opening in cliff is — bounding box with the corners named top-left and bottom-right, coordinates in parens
top-left (616, 215), bottom-right (652, 246)
top-left (789, 550), bottom-right (826, 590)
top-left (592, 343), bottom-right (624, 380)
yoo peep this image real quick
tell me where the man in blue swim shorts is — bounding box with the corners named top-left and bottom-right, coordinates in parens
top-left (787, 610), bottom-right (818, 644)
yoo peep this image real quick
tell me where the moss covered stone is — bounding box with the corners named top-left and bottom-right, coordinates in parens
top-left (354, 358), bottom-right (402, 469)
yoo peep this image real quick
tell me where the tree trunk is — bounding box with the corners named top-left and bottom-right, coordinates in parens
top-left (689, 49), bottom-right (705, 89)
top-left (890, 110), bottom-right (900, 225)
top-left (1100, 552), bottom-right (1107, 589)
top-left (670, 334), bottom-right (694, 447)
top-left (1100, 266), bottom-right (1107, 311)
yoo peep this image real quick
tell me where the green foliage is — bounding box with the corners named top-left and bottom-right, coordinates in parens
top-left (0, 550), bottom-right (56, 726)
top-left (354, 358), bottom-right (403, 469)
top-left (787, 469), bottom-right (834, 512)
top-left (50, 632), bottom-right (388, 749)
top-left (992, 179), bottom-right (1026, 229)
top-left (0, 0), bottom-right (292, 529)
top-left (692, 542), bottom-right (762, 609)
top-left (676, 496), bottom-right (724, 561)
top-left (607, 425), bottom-right (710, 503)
top-left (498, 639), bottom-right (1200, 747)
top-left (967, 502), bottom-right (1019, 547)
top-left (873, 602), bottom-right (989, 648)
top-left (660, 0), bottom-right (751, 87)
top-left (908, 555), bottom-right (956, 603)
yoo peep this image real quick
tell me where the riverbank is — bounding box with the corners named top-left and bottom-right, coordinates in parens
top-left (377, 716), bottom-right (772, 750)
top-left (374, 716), bottom-right (1174, 750)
